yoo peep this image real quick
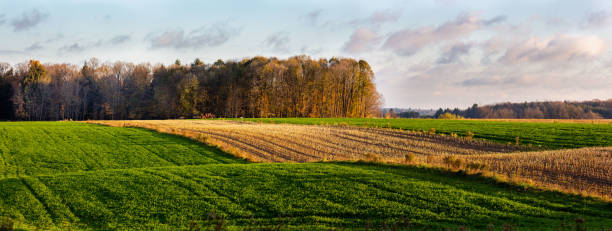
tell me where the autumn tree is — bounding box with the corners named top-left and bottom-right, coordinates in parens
top-left (1, 56), bottom-right (384, 120)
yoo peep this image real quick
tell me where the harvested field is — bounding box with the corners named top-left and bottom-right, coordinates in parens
top-left (89, 120), bottom-right (525, 162)
top-left (232, 118), bottom-right (612, 148)
top-left (89, 119), bottom-right (612, 199)
top-left (460, 147), bottom-right (612, 198)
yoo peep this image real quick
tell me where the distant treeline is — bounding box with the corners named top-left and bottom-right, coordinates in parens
top-left (0, 56), bottom-right (382, 121)
top-left (432, 100), bottom-right (612, 119)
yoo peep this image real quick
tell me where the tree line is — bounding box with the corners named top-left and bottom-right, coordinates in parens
top-left (0, 56), bottom-right (382, 121)
top-left (433, 100), bottom-right (612, 119)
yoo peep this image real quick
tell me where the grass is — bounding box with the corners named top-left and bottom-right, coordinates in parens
top-left (90, 120), bottom-right (612, 200)
top-left (0, 122), bottom-right (245, 178)
top-left (226, 118), bottom-right (612, 149)
top-left (1, 121), bottom-right (611, 230)
top-left (1, 163), bottom-right (612, 230)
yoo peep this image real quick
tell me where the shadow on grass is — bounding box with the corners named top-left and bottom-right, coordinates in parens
top-left (87, 123), bottom-right (249, 164)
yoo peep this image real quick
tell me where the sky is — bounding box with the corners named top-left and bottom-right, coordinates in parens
top-left (1, 0), bottom-right (612, 109)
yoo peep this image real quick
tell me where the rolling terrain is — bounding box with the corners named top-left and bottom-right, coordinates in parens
top-left (92, 120), bottom-right (612, 199)
top-left (1, 121), bottom-right (611, 230)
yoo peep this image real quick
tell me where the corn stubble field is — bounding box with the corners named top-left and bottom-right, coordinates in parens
top-left (91, 120), bottom-right (612, 199)
top-left (0, 120), bottom-right (610, 230)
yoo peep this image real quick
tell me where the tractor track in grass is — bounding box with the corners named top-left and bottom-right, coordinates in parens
top-left (20, 178), bottom-right (57, 225)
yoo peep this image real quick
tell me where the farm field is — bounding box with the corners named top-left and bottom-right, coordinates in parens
top-left (92, 120), bottom-right (612, 199)
top-left (227, 118), bottom-right (612, 149)
top-left (0, 122), bottom-right (244, 178)
top-left (1, 121), bottom-right (611, 230)
top-left (3, 163), bottom-right (612, 230)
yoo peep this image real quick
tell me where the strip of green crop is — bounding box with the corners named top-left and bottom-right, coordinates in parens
top-left (0, 163), bottom-right (610, 230)
top-left (226, 118), bottom-right (612, 149)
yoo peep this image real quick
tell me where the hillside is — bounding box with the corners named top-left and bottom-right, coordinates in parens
top-left (0, 121), bottom-right (611, 230)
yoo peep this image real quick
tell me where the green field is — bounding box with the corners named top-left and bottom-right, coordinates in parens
top-left (0, 122), bottom-right (611, 230)
top-left (227, 118), bottom-right (612, 149)
top-left (0, 122), bottom-right (244, 178)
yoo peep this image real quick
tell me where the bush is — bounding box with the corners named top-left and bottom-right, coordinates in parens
top-left (465, 131), bottom-right (475, 139)
top-left (437, 112), bottom-right (464, 119)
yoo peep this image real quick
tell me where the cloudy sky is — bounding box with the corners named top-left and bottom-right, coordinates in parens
top-left (1, 0), bottom-right (612, 109)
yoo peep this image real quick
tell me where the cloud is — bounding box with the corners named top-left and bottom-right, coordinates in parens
top-left (264, 31), bottom-right (290, 53)
top-left (351, 9), bottom-right (402, 25)
top-left (0, 14), bottom-right (6, 25)
top-left (499, 35), bottom-right (607, 64)
top-left (383, 13), bottom-right (480, 56)
top-left (461, 75), bottom-right (513, 87)
top-left (303, 9), bottom-right (323, 25)
top-left (60, 43), bottom-right (86, 53)
top-left (383, 13), bottom-right (506, 56)
top-left (584, 11), bottom-right (612, 28)
top-left (0, 50), bottom-right (25, 55)
top-left (482, 15), bottom-right (507, 25)
top-left (45, 33), bottom-right (64, 43)
top-left (379, 53), bottom-right (612, 108)
top-left (109, 35), bottom-right (130, 45)
top-left (25, 42), bottom-right (43, 51)
top-left (149, 23), bottom-right (239, 49)
top-left (437, 42), bottom-right (472, 64)
top-left (92, 34), bottom-right (131, 47)
top-left (300, 46), bottom-right (323, 55)
top-left (10, 9), bottom-right (49, 32)
top-left (371, 9), bottom-right (403, 24)
top-left (342, 28), bottom-right (380, 53)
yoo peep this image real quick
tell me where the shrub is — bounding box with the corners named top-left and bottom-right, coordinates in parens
top-left (465, 131), bottom-right (475, 139)
top-left (437, 112), bottom-right (464, 119)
